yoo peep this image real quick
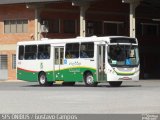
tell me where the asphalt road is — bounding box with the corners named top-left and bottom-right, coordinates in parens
top-left (0, 80), bottom-right (160, 114)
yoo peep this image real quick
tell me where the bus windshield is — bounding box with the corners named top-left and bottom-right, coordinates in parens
top-left (108, 45), bottom-right (139, 67)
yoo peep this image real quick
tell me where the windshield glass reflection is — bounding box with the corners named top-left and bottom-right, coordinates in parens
top-left (108, 45), bottom-right (139, 67)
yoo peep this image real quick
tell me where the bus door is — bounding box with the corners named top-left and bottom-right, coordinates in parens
top-left (54, 47), bottom-right (64, 80)
top-left (97, 45), bottom-right (106, 82)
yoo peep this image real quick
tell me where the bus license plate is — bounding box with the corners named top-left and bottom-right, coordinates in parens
top-left (122, 77), bottom-right (132, 80)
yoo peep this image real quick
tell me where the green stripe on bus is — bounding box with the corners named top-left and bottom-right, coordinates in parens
top-left (115, 71), bottom-right (135, 75)
top-left (17, 69), bottom-right (38, 82)
top-left (17, 67), bottom-right (97, 82)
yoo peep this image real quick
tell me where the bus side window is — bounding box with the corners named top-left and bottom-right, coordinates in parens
top-left (65, 43), bottom-right (79, 59)
top-left (24, 45), bottom-right (37, 60)
top-left (80, 42), bottom-right (94, 58)
top-left (18, 46), bottom-right (24, 60)
top-left (38, 45), bottom-right (50, 59)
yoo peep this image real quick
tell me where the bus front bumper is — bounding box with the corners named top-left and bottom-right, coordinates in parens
top-left (107, 72), bottom-right (139, 82)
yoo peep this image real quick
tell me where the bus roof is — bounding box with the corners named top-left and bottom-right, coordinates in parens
top-left (17, 36), bottom-right (137, 45)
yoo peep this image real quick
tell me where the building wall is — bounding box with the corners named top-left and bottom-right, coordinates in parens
top-left (0, 4), bottom-right (35, 80)
top-left (0, 0), bottom-right (160, 80)
top-left (40, 0), bottom-right (130, 38)
top-left (0, 4), bottom-right (35, 44)
top-left (0, 1), bottom-right (131, 80)
top-left (0, 50), bottom-right (16, 80)
top-left (136, 4), bottom-right (160, 78)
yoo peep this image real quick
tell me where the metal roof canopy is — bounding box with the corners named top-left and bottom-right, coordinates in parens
top-left (0, 0), bottom-right (160, 7)
top-left (0, 0), bottom-right (95, 5)
top-left (123, 0), bottom-right (160, 7)
top-left (141, 0), bottom-right (160, 6)
top-left (0, 0), bottom-right (66, 4)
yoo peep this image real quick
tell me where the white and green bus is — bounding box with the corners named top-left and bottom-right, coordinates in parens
top-left (16, 36), bottom-right (139, 87)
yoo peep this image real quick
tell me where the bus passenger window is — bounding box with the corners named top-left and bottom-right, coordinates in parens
top-left (24, 45), bottom-right (37, 60)
top-left (80, 42), bottom-right (94, 58)
top-left (18, 46), bottom-right (24, 60)
top-left (38, 45), bottom-right (50, 59)
top-left (65, 43), bottom-right (79, 59)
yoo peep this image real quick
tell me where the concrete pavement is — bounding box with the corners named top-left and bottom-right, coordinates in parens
top-left (0, 80), bottom-right (159, 114)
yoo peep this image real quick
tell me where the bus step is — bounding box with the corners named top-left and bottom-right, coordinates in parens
top-left (55, 81), bottom-right (63, 84)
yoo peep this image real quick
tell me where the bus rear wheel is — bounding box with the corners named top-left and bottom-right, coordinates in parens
top-left (84, 73), bottom-right (98, 87)
top-left (109, 81), bottom-right (122, 87)
top-left (38, 72), bottom-right (53, 86)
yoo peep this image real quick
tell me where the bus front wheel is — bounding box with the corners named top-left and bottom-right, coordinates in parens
top-left (109, 81), bottom-right (122, 87)
top-left (84, 73), bottom-right (98, 87)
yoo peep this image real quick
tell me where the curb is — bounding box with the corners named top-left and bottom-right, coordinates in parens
top-left (0, 80), bottom-right (26, 82)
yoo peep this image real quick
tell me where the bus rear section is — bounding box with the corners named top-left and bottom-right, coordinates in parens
top-left (16, 43), bottom-right (54, 86)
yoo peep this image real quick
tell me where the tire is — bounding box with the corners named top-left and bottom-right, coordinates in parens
top-left (109, 81), bottom-right (122, 87)
top-left (38, 72), bottom-right (53, 86)
top-left (62, 82), bottom-right (75, 86)
top-left (84, 73), bottom-right (98, 87)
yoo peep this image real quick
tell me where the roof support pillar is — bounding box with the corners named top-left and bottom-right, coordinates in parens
top-left (35, 8), bottom-right (41, 40)
top-left (129, 3), bottom-right (138, 37)
top-left (72, 1), bottom-right (89, 37)
top-left (122, 0), bottom-right (140, 37)
top-left (26, 4), bottom-right (44, 40)
top-left (80, 5), bottom-right (88, 37)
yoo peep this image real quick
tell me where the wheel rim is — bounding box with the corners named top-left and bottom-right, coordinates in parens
top-left (40, 75), bottom-right (46, 84)
top-left (86, 75), bottom-right (94, 85)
